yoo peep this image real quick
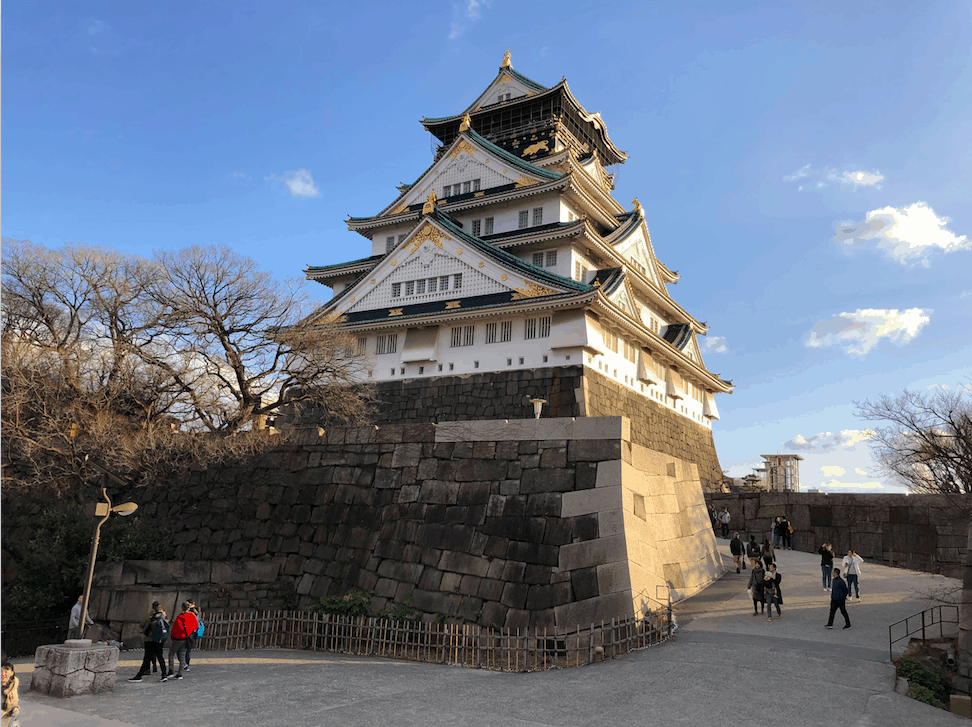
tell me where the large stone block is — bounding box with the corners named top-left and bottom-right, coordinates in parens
top-left (559, 535), bottom-right (627, 571)
top-left (32, 642), bottom-right (119, 698)
top-left (561, 487), bottom-right (622, 518)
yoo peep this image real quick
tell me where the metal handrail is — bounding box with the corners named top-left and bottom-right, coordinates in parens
top-left (888, 604), bottom-right (959, 660)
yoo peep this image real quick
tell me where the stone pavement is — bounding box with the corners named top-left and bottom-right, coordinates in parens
top-left (14, 546), bottom-right (967, 726)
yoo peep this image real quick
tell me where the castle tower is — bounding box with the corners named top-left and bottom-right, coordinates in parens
top-left (305, 53), bottom-right (732, 481)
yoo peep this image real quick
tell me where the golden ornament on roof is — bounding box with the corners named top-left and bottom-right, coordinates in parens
top-left (422, 190), bottom-right (437, 215)
top-left (459, 112), bottom-right (472, 133)
top-left (632, 198), bottom-right (642, 212)
top-left (501, 48), bottom-right (512, 68)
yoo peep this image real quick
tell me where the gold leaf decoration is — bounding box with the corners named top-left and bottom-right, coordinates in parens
top-left (501, 274), bottom-right (507, 281)
top-left (388, 308), bottom-right (403, 317)
top-left (514, 175), bottom-right (539, 188)
top-left (390, 202), bottom-right (408, 215)
top-left (523, 140), bottom-right (549, 156)
top-left (445, 301), bottom-right (461, 310)
top-left (448, 139), bottom-right (477, 161)
top-left (511, 280), bottom-right (556, 300)
top-left (409, 223), bottom-right (446, 254)
top-left (478, 262), bottom-right (484, 268)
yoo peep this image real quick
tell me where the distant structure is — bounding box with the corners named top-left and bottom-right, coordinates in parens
top-left (759, 453), bottom-right (803, 492)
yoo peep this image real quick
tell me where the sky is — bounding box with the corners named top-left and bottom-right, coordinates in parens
top-left (4, 1), bottom-right (971, 494)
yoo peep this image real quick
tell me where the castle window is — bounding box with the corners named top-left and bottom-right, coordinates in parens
top-left (524, 318), bottom-right (537, 339)
top-left (486, 322), bottom-right (497, 343)
top-left (507, 358), bottom-right (512, 366)
top-left (392, 283), bottom-right (402, 298)
top-left (533, 207), bottom-right (543, 226)
top-left (440, 275), bottom-right (450, 291)
top-left (604, 330), bottom-right (619, 353)
top-left (451, 325), bottom-right (475, 347)
top-left (357, 336), bottom-right (367, 355)
top-left (463, 181), bottom-right (471, 194)
top-left (545, 250), bottom-right (557, 267)
top-left (428, 277), bottom-right (438, 293)
top-left (443, 185), bottom-right (451, 198)
top-left (416, 279), bottom-right (426, 294)
top-left (500, 320), bottom-right (512, 342)
top-left (539, 316), bottom-right (551, 338)
top-left (454, 273), bottom-right (462, 290)
top-left (398, 233), bottom-right (407, 244)
top-left (473, 179), bottom-right (481, 192)
top-left (518, 210), bottom-right (529, 229)
top-left (405, 281), bottom-right (415, 296)
top-left (419, 366), bottom-right (424, 374)
top-left (533, 252), bottom-right (544, 267)
top-left (376, 334), bottom-right (398, 355)
top-left (386, 236), bottom-right (395, 253)
top-left (484, 217), bottom-right (494, 234)
top-left (472, 219), bottom-right (481, 236)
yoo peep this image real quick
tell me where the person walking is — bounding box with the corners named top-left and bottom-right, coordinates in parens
top-left (761, 539), bottom-right (775, 569)
top-left (763, 573), bottom-right (780, 621)
top-left (184, 601), bottom-right (203, 671)
top-left (772, 517), bottom-right (782, 548)
top-left (746, 535), bottom-right (762, 570)
top-left (818, 544), bottom-right (834, 590)
top-left (842, 550), bottom-right (864, 601)
top-left (779, 515), bottom-right (793, 550)
top-left (748, 562), bottom-right (766, 616)
top-left (166, 602), bottom-right (199, 681)
top-left (129, 602), bottom-right (168, 682)
top-left (68, 595), bottom-right (94, 640)
top-left (769, 563), bottom-right (783, 611)
top-left (709, 505), bottom-right (718, 535)
top-left (1, 653), bottom-right (20, 727)
top-left (826, 568), bottom-right (852, 629)
top-left (719, 507), bottom-right (731, 539)
top-left (729, 532), bottom-right (746, 573)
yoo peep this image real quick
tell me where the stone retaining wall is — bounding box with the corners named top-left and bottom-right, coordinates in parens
top-left (706, 491), bottom-right (967, 578)
top-left (77, 417), bottom-right (721, 639)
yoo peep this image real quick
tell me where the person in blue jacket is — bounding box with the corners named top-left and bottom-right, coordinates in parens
top-left (825, 569), bottom-right (851, 630)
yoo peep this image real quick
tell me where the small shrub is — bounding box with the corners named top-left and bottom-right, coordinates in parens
top-left (311, 589), bottom-right (373, 619)
top-left (906, 683), bottom-right (946, 710)
top-left (376, 598), bottom-right (418, 622)
top-left (898, 656), bottom-right (948, 706)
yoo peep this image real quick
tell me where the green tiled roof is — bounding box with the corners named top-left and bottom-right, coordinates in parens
top-left (306, 254), bottom-right (382, 273)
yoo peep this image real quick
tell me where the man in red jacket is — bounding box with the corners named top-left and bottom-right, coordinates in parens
top-left (164, 602), bottom-right (199, 681)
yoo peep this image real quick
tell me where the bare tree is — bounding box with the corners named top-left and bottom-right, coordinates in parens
top-left (2, 238), bottom-right (373, 493)
top-left (856, 386), bottom-right (972, 678)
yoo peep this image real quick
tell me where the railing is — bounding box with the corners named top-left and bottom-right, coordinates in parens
top-left (199, 608), bottom-right (675, 672)
top-left (0, 620), bottom-right (69, 657)
top-left (888, 605), bottom-right (959, 660)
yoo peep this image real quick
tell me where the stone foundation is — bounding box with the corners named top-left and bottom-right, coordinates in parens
top-left (31, 641), bottom-right (119, 697)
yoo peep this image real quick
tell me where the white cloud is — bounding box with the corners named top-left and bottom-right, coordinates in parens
top-left (818, 480), bottom-right (886, 490)
top-left (87, 20), bottom-right (110, 35)
top-left (465, 0), bottom-right (485, 20)
top-left (806, 308), bottom-right (931, 355)
top-left (854, 468), bottom-right (868, 476)
top-left (783, 429), bottom-right (873, 452)
top-left (783, 164), bottom-right (811, 182)
top-left (834, 202), bottom-right (970, 265)
top-left (704, 336), bottom-right (727, 353)
top-left (820, 465), bottom-right (845, 477)
top-left (449, 0), bottom-right (490, 39)
top-left (267, 168), bottom-right (320, 198)
top-left (839, 170), bottom-right (883, 187)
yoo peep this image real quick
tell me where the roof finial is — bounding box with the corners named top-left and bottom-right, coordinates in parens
top-left (501, 48), bottom-right (512, 69)
top-left (423, 189), bottom-right (437, 215)
top-left (459, 112), bottom-right (472, 133)
top-left (631, 198), bottom-right (642, 213)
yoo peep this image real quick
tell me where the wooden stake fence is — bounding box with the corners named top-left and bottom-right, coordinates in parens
top-left (197, 607), bottom-right (674, 672)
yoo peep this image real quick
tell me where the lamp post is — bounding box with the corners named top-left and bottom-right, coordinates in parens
top-left (75, 486), bottom-right (138, 641)
top-left (529, 398), bottom-right (547, 419)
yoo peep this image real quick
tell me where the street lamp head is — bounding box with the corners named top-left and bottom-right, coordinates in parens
top-left (112, 502), bottom-right (138, 516)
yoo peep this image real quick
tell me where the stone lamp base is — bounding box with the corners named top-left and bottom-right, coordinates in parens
top-left (31, 640), bottom-right (119, 697)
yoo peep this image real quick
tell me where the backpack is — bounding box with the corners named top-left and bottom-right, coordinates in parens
top-left (194, 617), bottom-right (205, 639)
top-left (747, 541), bottom-right (760, 557)
top-left (152, 616), bottom-right (170, 643)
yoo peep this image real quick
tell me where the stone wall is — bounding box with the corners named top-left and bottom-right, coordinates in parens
top-left (706, 491), bottom-right (968, 579)
top-left (281, 365), bottom-right (724, 492)
top-left (73, 417), bottom-right (721, 639)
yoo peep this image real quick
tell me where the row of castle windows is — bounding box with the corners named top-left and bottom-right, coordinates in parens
top-left (364, 316), bottom-right (552, 357)
top-left (443, 179), bottom-right (481, 198)
top-left (391, 274), bottom-right (463, 299)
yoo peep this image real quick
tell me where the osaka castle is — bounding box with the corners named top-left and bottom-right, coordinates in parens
top-left (306, 51), bottom-right (732, 436)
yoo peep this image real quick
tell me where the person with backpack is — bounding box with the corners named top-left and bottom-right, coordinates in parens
top-left (761, 539), bottom-right (775, 568)
top-left (184, 601), bottom-right (204, 672)
top-left (129, 602), bottom-right (168, 683)
top-left (729, 532), bottom-right (746, 573)
top-left (746, 535), bottom-right (762, 570)
top-left (166, 601), bottom-right (199, 681)
top-left (778, 515), bottom-right (793, 550)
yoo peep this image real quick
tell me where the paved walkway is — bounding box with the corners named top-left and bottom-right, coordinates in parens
top-left (13, 546), bottom-right (967, 726)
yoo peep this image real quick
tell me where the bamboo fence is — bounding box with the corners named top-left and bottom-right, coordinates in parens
top-left (196, 608), bottom-right (675, 672)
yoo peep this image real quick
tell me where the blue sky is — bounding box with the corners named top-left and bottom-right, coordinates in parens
top-left (5, 1), bottom-right (971, 493)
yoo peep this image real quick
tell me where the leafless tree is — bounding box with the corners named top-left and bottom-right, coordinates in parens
top-left (1, 238), bottom-right (373, 494)
top-left (856, 385), bottom-right (972, 677)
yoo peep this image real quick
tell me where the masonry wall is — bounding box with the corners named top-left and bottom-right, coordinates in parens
top-left (706, 491), bottom-right (968, 579)
top-left (61, 418), bottom-right (721, 642)
top-left (280, 365), bottom-right (724, 491)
